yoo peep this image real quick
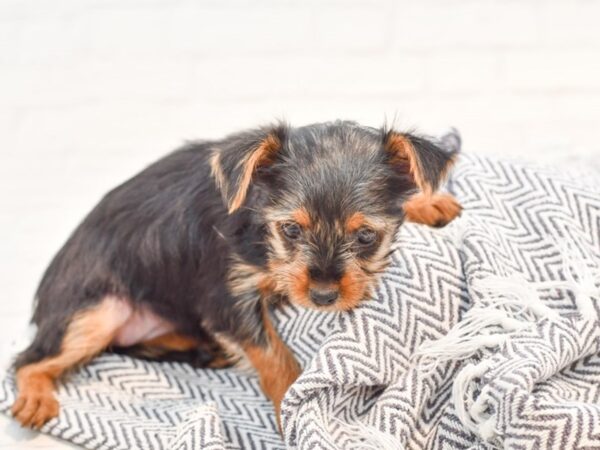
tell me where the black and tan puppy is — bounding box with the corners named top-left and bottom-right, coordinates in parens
top-left (11, 121), bottom-right (461, 429)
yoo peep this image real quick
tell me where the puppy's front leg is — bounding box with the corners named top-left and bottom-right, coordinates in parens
top-left (243, 308), bottom-right (301, 430)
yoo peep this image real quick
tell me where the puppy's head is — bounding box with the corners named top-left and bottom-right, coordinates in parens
top-left (212, 121), bottom-right (458, 311)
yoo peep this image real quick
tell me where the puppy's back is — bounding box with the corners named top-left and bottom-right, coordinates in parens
top-left (19, 142), bottom-right (230, 367)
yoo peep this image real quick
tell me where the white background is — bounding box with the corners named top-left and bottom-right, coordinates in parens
top-left (1, 0), bottom-right (599, 447)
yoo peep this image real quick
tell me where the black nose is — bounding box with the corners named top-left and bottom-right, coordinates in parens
top-left (309, 288), bottom-right (339, 306)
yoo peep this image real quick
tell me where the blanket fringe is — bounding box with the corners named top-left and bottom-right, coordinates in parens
top-left (411, 273), bottom-right (558, 374)
top-left (332, 417), bottom-right (405, 450)
top-left (413, 242), bottom-right (599, 442)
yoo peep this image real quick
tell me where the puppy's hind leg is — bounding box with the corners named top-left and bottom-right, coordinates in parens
top-left (11, 296), bottom-right (132, 428)
top-left (116, 331), bottom-right (233, 368)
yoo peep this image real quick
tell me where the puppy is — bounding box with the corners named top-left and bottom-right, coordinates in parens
top-left (11, 121), bottom-right (461, 429)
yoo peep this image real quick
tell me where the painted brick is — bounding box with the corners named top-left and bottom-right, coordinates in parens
top-left (391, 1), bottom-right (541, 49)
top-left (505, 50), bottom-right (600, 91)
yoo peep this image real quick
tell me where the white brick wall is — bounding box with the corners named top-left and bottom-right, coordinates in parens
top-left (1, 0), bottom-right (600, 344)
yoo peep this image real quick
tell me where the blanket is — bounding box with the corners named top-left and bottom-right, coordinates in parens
top-left (2, 152), bottom-right (599, 449)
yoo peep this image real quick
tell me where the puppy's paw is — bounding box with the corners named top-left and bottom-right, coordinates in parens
top-left (429, 193), bottom-right (462, 227)
top-left (12, 392), bottom-right (59, 428)
top-left (11, 374), bottom-right (59, 428)
top-left (404, 193), bottom-right (462, 228)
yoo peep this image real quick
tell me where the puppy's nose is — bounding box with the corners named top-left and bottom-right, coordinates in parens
top-left (309, 288), bottom-right (339, 306)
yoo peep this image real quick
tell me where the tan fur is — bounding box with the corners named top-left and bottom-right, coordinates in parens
top-left (212, 333), bottom-right (248, 370)
top-left (288, 265), bottom-right (311, 308)
top-left (385, 133), bottom-right (429, 194)
top-left (361, 230), bottom-right (394, 275)
top-left (266, 218), bottom-right (390, 311)
top-left (132, 332), bottom-right (231, 368)
top-left (229, 258), bottom-right (268, 298)
top-left (228, 133), bottom-right (281, 213)
top-left (292, 208), bottom-right (311, 228)
top-left (142, 332), bottom-right (198, 352)
top-left (142, 331), bottom-right (235, 369)
top-left (268, 258), bottom-right (314, 310)
top-left (12, 297), bottom-right (130, 428)
top-left (386, 132), bottom-right (459, 195)
top-left (209, 151), bottom-right (226, 197)
top-left (243, 306), bottom-right (301, 430)
top-left (266, 208), bottom-right (399, 312)
top-left (337, 264), bottom-right (370, 311)
top-left (269, 258), bottom-right (372, 312)
top-left (345, 212), bottom-right (366, 234)
top-left (403, 193), bottom-right (462, 227)
top-left (267, 221), bottom-right (290, 261)
top-left (264, 221), bottom-right (312, 307)
top-left (10, 372), bottom-right (57, 429)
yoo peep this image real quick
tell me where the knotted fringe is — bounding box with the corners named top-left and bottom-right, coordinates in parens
top-left (332, 417), bottom-right (405, 450)
top-left (413, 242), bottom-right (600, 442)
top-left (411, 272), bottom-right (559, 375)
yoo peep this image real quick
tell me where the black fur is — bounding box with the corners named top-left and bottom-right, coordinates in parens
top-left (404, 133), bottom-right (457, 192)
top-left (15, 121), bottom-right (457, 370)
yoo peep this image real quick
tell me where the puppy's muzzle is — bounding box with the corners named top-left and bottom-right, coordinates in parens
top-left (309, 288), bottom-right (339, 306)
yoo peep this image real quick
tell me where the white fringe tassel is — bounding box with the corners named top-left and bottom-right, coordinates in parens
top-left (412, 272), bottom-right (559, 375)
top-left (412, 241), bottom-right (599, 442)
top-left (332, 417), bottom-right (405, 450)
top-left (452, 359), bottom-right (496, 440)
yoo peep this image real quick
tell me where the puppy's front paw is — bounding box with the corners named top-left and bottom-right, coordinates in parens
top-left (404, 193), bottom-right (462, 227)
top-left (12, 390), bottom-right (59, 429)
top-left (12, 373), bottom-right (59, 428)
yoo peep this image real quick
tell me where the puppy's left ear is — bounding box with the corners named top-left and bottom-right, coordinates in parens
top-left (210, 124), bottom-right (286, 214)
top-left (384, 129), bottom-right (459, 194)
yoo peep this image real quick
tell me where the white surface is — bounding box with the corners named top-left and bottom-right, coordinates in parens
top-left (0, 0), bottom-right (599, 448)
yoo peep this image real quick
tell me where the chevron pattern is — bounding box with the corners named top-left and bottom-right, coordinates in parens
top-left (1, 153), bottom-right (599, 449)
top-left (283, 154), bottom-right (600, 449)
top-left (0, 306), bottom-right (335, 449)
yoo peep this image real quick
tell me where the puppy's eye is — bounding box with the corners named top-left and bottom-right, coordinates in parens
top-left (281, 222), bottom-right (302, 240)
top-left (356, 227), bottom-right (377, 245)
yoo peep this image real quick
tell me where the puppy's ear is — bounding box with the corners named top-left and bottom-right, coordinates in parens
top-left (383, 129), bottom-right (459, 194)
top-left (210, 125), bottom-right (286, 213)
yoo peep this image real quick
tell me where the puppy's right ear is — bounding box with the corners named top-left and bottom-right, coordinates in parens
top-left (210, 125), bottom-right (286, 214)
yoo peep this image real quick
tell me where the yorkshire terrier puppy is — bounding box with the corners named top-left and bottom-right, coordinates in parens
top-left (11, 121), bottom-right (461, 429)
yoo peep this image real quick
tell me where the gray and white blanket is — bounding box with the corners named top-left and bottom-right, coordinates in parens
top-left (2, 153), bottom-right (600, 449)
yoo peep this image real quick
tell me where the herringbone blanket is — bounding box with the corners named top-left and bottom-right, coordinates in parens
top-left (2, 153), bottom-right (600, 449)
